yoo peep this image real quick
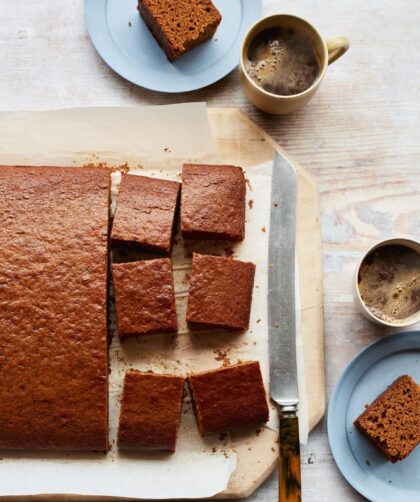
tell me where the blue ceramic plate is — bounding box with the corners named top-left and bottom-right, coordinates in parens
top-left (84, 0), bottom-right (261, 93)
top-left (328, 331), bottom-right (420, 502)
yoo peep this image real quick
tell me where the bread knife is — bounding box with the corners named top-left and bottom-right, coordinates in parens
top-left (268, 152), bottom-right (301, 502)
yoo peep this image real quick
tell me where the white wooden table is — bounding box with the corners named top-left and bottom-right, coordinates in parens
top-left (1, 1), bottom-right (419, 500)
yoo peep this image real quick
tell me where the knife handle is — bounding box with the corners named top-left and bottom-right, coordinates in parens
top-left (278, 411), bottom-right (301, 502)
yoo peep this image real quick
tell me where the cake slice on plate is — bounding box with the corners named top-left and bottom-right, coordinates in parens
top-left (354, 375), bottom-right (420, 462)
top-left (138, 0), bottom-right (222, 61)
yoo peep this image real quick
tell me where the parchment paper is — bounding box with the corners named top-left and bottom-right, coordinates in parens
top-left (0, 104), bottom-right (307, 499)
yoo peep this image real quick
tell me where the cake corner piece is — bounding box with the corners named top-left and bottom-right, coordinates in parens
top-left (187, 361), bottom-right (269, 436)
top-left (181, 163), bottom-right (246, 241)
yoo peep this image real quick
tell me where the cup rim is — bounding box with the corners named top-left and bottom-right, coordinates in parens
top-left (240, 13), bottom-right (329, 100)
top-left (354, 237), bottom-right (420, 328)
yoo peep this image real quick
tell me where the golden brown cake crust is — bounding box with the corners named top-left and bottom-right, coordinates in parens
top-left (354, 375), bottom-right (420, 462)
top-left (111, 174), bottom-right (180, 254)
top-left (138, 0), bottom-right (221, 61)
top-left (181, 164), bottom-right (246, 241)
top-left (188, 361), bottom-right (269, 436)
top-left (186, 253), bottom-right (255, 330)
top-left (112, 258), bottom-right (178, 338)
top-left (118, 371), bottom-right (185, 451)
top-left (0, 166), bottom-right (110, 450)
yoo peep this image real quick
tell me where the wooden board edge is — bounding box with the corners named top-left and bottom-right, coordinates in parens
top-left (207, 108), bottom-right (319, 188)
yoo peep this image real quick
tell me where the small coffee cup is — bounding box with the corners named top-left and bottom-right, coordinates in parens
top-left (239, 14), bottom-right (349, 114)
top-left (353, 238), bottom-right (420, 328)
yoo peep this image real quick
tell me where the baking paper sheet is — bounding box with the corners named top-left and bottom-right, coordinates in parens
top-left (0, 104), bottom-right (308, 499)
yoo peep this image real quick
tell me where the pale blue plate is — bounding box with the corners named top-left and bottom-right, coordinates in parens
top-left (84, 0), bottom-right (261, 93)
top-left (328, 331), bottom-right (420, 502)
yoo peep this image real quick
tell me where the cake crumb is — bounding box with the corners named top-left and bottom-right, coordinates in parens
top-left (261, 226), bottom-right (266, 233)
top-left (248, 199), bottom-right (254, 209)
top-left (214, 349), bottom-right (231, 366)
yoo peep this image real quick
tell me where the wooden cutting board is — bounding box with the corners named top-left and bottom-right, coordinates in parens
top-left (208, 108), bottom-right (325, 499)
top-left (0, 106), bottom-right (324, 501)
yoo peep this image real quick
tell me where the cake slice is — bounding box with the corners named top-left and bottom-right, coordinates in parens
top-left (187, 253), bottom-right (255, 330)
top-left (354, 375), bottom-right (420, 462)
top-left (111, 174), bottom-right (180, 255)
top-left (181, 164), bottom-right (246, 241)
top-left (138, 0), bottom-right (222, 62)
top-left (188, 361), bottom-right (269, 436)
top-left (112, 258), bottom-right (178, 339)
top-left (118, 371), bottom-right (185, 451)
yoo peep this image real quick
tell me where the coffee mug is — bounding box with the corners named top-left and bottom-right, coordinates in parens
top-left (239, 14), bottom-right (349, 114)
top-left (353, 237), bottom-right (420, 328)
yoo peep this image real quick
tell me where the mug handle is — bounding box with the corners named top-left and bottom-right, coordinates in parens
top-left (326, 36), bottom-right (350, 64)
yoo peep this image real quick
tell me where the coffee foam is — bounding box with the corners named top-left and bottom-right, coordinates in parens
top-left (245, 27), bottom-right (320, 96)
top-left (358, 245), bottom-right (420, 324)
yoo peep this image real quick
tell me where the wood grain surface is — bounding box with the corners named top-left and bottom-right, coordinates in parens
top-left (0, 1), bottom-right (419, 501)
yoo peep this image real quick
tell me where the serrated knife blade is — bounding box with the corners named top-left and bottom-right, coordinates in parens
top-left (268, 151), bottom-right (301, 502)
top-left (268, 152), bottom-right (299, 406)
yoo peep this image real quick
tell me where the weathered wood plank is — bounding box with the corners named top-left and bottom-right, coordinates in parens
top-left (0, 0), bottom-right (419, 500)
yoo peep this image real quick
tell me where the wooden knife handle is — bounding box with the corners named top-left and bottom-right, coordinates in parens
top-left (279, 412), bottom-right (301, 502)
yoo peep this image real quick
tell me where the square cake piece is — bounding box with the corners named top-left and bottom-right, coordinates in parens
top-left (118, 371), bottom-right (185, 451)
top-left (354, 375), bottom-right (420, 462)
top-left (188, 362), bottom-right (269, 436)
top-left (181, 164), bottom-right (246, 241)
top-left (0, 166), bottom-right (109, 450)
top-left (187, 253), bottom-right (255, 330)
top-left (138, 0), bottom-right (222, 62)
top-left (111, 174), bottom-right (180, 255)
top-left (112, 258), bottom-right (178, 338)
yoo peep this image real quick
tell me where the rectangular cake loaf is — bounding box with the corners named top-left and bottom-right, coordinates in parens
top-left (0, 166), bottom-right (110, 450)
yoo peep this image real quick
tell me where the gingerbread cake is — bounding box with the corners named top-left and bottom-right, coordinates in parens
top-left (111, 174), bottom-right (180, 255)
top-left (354, 375), bottom-right (420, 462)
top-left (181, 164), bottom-right (246, 241)
top-left (188, 361), bottom-right (269, 436)
top-left (118, 370), bottom-right (185, 451)
top-left (0, 166), bottom-right (110, 450)
top-left (187, 253), bottom-right (255, 330)
top-left (112, 258), bottom-right (178, 338)
top-left (138, 0), bottom-right (221, 62)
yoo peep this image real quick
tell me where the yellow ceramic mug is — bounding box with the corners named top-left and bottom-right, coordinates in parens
top-left (239, 14), bottom-right (349, 114)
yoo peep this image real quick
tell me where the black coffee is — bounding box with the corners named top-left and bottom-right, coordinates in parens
top-left (358, 245), bottom-right (420, 323)
top-left (245, 27), bottom-right (320, 96)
